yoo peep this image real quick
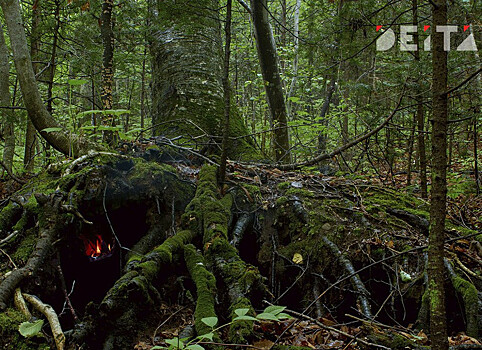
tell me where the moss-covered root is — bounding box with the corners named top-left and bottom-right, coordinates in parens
top-left (444, 259), bottom-right (479, 338)
top-left (0, 195), bottom-right (63, 310)
top-left (197, 166), bottom-right (265, 343)
top-left (0, 202), bottom-right (22, 235)
top-left (184, 244), bottom-right (217, 336)
top-left (321, 236), bottom-right (373, 319)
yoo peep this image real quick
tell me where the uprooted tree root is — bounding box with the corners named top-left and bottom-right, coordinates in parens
top-left (0, 154), bottom-right (481, 350)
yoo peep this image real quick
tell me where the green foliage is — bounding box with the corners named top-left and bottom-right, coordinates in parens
top-left (155, 306), bottom-right (291, 350)
top-left (18, 320), bottom-right (44, 338)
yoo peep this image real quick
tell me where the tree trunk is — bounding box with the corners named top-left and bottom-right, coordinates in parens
top-left (150, 0), bottom-right (256, 159)
top-left (250, 0), bottom-right (291, 163)
top-left (412, 0), bottom-right (428, 198)
top-left (24, 0), bottom-right (42, 172)
top-left (0, 0), bottom-right (100, 157)
top-left (0, 23), bottom-right (14, 175)
top-left (100, 0), bottom-right (116, 145)
top-left (428, 1), bottom-right (449, 349)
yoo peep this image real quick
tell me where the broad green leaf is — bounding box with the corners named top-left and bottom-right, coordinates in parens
top-left (68, 79), bottom-right (88, 86)
top-left (233, 315), bottom-right (258, 322)
top-left (41, 127), bottom-right (63, 133)
top-left (197, 332), bottom-right (214, 341)
top-left (166, 337), bottom-right (184, 349)
top-left (263, 305), bottom-right (286, 316)
top-left (186, 345), bottom-right (205, 350)
top-left (256, 312), bottom-right (279, 321)
top-left (234, 308), bottom-right (250, 317)
top-left (276, 313), bottom-right (291, 320)
top-left (201, 316), bottom-right (218, 328)
top-left (18, 320), bottom-right (44, 337)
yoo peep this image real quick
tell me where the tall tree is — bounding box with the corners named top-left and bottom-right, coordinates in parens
top-left (0, 0), bottom-right (99, 157)
top-left (100, 0), bottom-right (116, 145)
top-left (0, 23), bottom-right (14, 175)
top-left (24, 0), bottom-right (41, 172)
top-left (250, 0), bottom-right (291, 163)
top-left (428, 0), bottom-right (449, 349)
top-left (150, 0), bottom-right (256, 159)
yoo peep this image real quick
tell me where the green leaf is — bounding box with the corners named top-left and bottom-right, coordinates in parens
top-left (68, 79), bottom-right (88, 86)
top-left (201, 316), bottom-right (218, 328)
top-left (256, 313), bottom-right (280, 321)
top-left (18, 320), bottom-right (44, 337)
top-left (263, 305), bottom-right (286, 316)
top-left (276, 313), bottom-right (291, 320)
top-left (41, 127), bottom-right (63, 133)
top-left (186, 345), bottom-right (205, 350)
top-left (166, 337), bottom-right (184, 349)
top-left (234, 308), bottom-right (250, 317)
top-left (150, 347), bottom-right (167, 350)
top-left (233, 315), bottom-right (258, 322)
top-left (400, 269), bottom-right (412, 282)
top-left (197, 332), bottom-right (214, 341)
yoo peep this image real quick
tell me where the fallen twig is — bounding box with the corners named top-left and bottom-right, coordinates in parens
top-left (23, 293), bottom-right (65, 350)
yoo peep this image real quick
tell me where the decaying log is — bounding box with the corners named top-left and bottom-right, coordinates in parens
top-left (23, 292), bottom-right (66, 350)
top-left (230, 213), bottom-right (254, 248)
top-left (386, 208), bottom-right (429, 235)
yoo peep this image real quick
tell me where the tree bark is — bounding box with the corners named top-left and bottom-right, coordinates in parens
top-left (428, 1), bottom-right (449, 349)
top-left (101, 0), bottom-right (116, 145)
top-left (0, 0), bottom-right (100, 157)
top-left (219, 0), bottom-right (233, 184)
top-left (250, 0), bottom-right (291, 163)
top-left (150, 0), bottom-right (256, 159)
top-left (24, 0), bottom-right (41, 172)
top-left (0, 23), bottom-right (15, 175)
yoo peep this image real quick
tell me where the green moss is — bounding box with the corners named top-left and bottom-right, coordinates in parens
top-left (277, 182), bottom-right (290, 190)
top-left (0, 309), bottom-right (49, 350)
top-left (451, 275), bottom-right (479, 337)
top-left (184, 244), bottom-right (217, 337)
top-left (13, 229), bottom-right (37, 265)
top-left (285, 188), bottom-right (314, 198)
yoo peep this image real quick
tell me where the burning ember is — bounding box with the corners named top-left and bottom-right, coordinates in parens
top-left (81, 234), bottom-right (114, 262)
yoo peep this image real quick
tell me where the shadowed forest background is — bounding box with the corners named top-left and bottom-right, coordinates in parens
top-left (0, 0), bottom-right (481, 349)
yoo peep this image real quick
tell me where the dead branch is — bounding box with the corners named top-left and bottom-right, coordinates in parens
top-left (276, 91), bottom-right (405, 170)
top-left (23, 293), bottom-right (65, 350)
top-left (321, 236), bottom-right (373, 319)
top-left (14, 288), bottom-right (31, 319)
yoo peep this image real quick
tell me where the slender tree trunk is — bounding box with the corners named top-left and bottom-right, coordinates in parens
top-left (219, 0), bottom-right (233, 185)
top-left (428, 1), bottom-right (449, 349)
top-left (140, 46), bottom-right (147, 138)
top-left (101, 0), bottom-right (116, 145)
top-left (286, 0), bottom-right (301, 117)
top-left (24, 0), bottom-right (41, 172)
top-left (0, 23), bottom-right (14, 175)
top-left (411, 0), bottom-right (428, 197)
top-left (0, 0), bottom-right (99, 157)
top-left (406, 114), bottom-right (416, 186)
top-left (46, 0), bottom-right (60, 115)
top-left (317, 78), bottom-right (336, 154)
top-left (250, 0), bottom-right (291, 163)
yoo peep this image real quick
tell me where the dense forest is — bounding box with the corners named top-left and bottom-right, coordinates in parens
top-left (0, 0), bottom-right (480, 349)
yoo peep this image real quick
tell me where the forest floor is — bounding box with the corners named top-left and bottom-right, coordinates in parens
top-left (0, 153), bottom-right (481, 350)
